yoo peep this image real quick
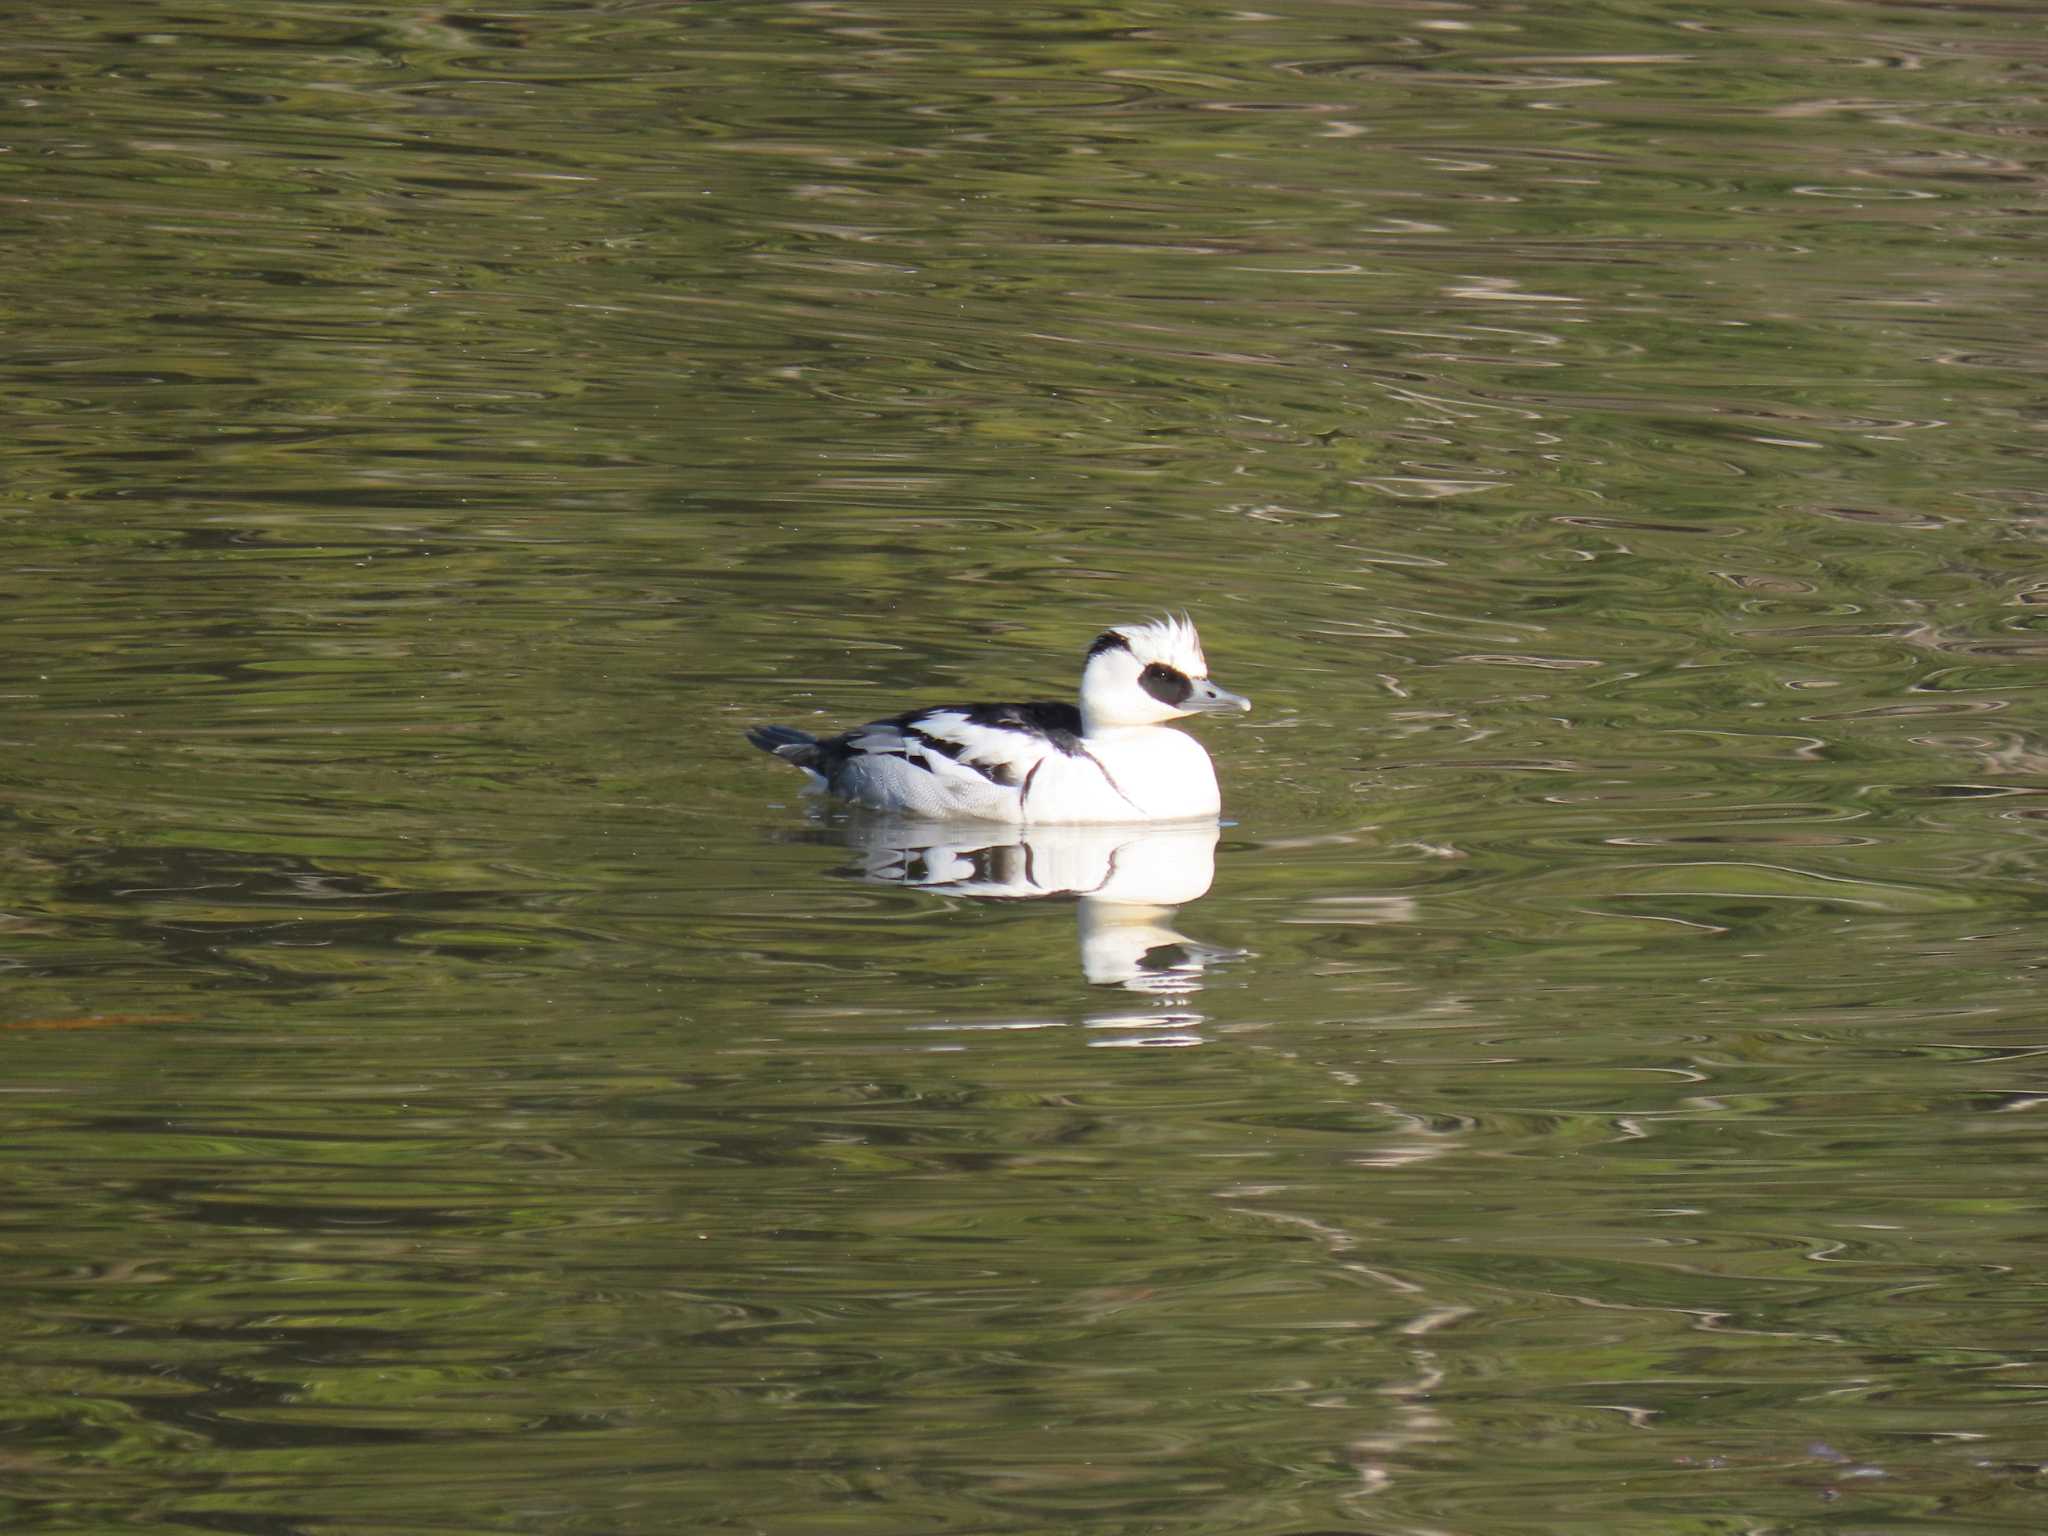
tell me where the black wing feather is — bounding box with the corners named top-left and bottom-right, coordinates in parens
top-left (749, 701), bottom-right (1083, 798)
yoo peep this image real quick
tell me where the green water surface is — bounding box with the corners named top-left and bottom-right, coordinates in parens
top-left (5, 3), bottom-right (2047, 1533)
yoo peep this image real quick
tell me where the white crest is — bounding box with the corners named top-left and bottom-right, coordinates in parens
top-left (1109, 614), bottom-right (1207, 675)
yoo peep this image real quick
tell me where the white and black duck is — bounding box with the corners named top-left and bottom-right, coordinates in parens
top-left (746, 616), bottom-right (1250, 823)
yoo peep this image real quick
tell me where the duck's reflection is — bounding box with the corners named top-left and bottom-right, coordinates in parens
top-left (835, 818), bottom-right (1244, 992)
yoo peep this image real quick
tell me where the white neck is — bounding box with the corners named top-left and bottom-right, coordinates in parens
top-left (1078, 661), bottom-right (1183, 735)
top-left (1081, 712), bottom-right (1163, 739)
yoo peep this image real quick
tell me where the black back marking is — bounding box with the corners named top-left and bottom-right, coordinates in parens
top-left (957, 701), bottom-right (1085, 756)
top-left (905, 723), bottom-right (966, 761)
top-left (771, 701), bottom-right (1085, 796)
top-left (899, 723), bottom-right (974, 779)
top-left (885, 703), bottom-right (1080, 787)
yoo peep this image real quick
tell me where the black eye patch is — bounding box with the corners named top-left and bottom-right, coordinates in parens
top-left (1138, 662), bottom-right (1193, 707)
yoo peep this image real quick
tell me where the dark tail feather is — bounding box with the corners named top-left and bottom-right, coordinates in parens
top-left (746, 725), bottom-right (820, 769)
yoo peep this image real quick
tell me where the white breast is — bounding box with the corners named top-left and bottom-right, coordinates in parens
top-left (1020, 727), bottom-right (1220, 823)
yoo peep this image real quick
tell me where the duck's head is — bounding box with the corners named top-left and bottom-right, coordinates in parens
top-left (1079, 615), bottom-right (1251, 731)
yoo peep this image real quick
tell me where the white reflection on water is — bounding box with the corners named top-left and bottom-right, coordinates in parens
top-left (837, 817), bottom-right (1246, 992)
